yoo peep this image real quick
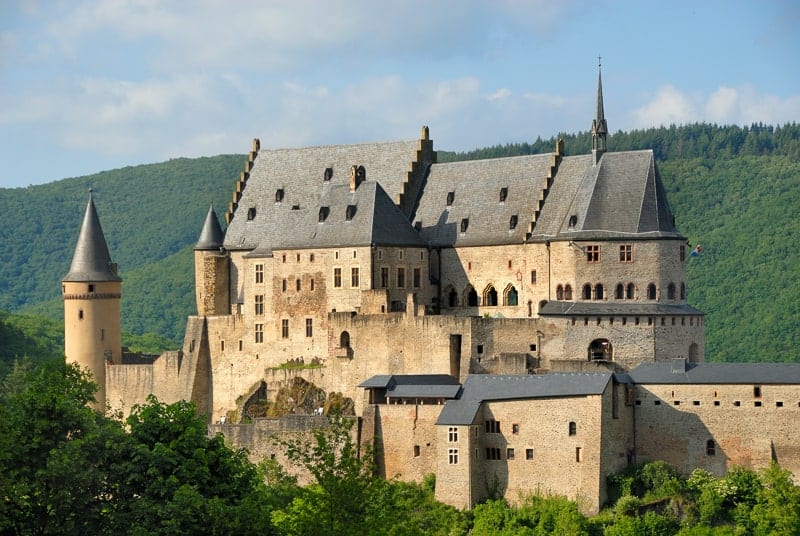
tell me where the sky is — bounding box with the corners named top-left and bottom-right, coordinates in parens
top-left (1, 0), bottom-right (798, 189)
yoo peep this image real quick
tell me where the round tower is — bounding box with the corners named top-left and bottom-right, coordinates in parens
top-left (62, 191), bottom-right (121, 411)
top-left (194, 204), bottom-right (229, 315)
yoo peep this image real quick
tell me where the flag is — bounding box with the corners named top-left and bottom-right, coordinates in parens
top-left (690, 244), bottom-right (702, 257)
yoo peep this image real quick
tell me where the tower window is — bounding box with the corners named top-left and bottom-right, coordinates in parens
top-left (79, 309), bottom-right (84, 320)
top-left (281, 319), bottom-right (289, 338)
top-left (88, 284), bottom-right (95, 293)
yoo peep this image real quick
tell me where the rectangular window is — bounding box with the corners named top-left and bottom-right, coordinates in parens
top-left (619, 244), bottom-right (633, 262)
top-left (526, 448), bottom-right (534, 460)
top-left (220, 340), bottom-right (224, 351)
top-left (506, 448), bottom-right (515, 460)
top-left (413, 445), bottom-right (420, 457)
top-left (531, 270), bottom-right (537, 284)
top-left (397, 267), bottom-right (405, 288)
top-left (351, 267), bottom-right (360, 288)
top-left (485, 447), bottom-right (502, 460)
top-left (296, 278), bottom-right (301, 291)
top-left (305, 318), bottom-right (313, 337)
top-left (334, 268), bottom-right (342, 288)
top-left (413, 268), bottom-right (421, 288)
top-left (448, 427), bottom-right (458, 442)
top-left (485, 419), bottom-right (500, 434)
top-left (380, 267), bottom-right (389, 288)
top-left (254, 294), bottom-right (264, 315)
top-left (512, 423), bottom-right (519, 434)
top-left (680, 245), bottom-right (686, 261)
top-left (255, 264), bottom-right (264, 284)
top-left (575, 447), bottom-right (582, 462)
top-left (254, 323), bottom-right (264, 343)
top-left (448, 448), bottom-right (458, 465)
top-left (586, 245), bottom-right (600, 263)
top-left (281, 319), bottom-right (289, 339)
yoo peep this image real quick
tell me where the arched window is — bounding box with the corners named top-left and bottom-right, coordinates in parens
top-left (595, 284), bottom-right (604, 300)
top-left (556, 285), bottom-right (564, 300)
top-left (615, 284), bottom-right (624, 299)
top-left (689, 343), bottom-right (699, 362)
top-left (668, 283), bottom-right (676, 300)
top-left (626, 283), bottom-right (635, 299)
top-left (564, 285), bottom-right (573, 300)
top-left (588, 339), bottom-right (612, 361)
top-left (568, 422), bottom-right (577, 436)
top-left (582, 284), bottom-right (592, 300)
top-left (340, 331), bottom-right (350, 348)
top-left (447, 287), bottom-right (458, 307)
top-left (680, 282), bottom-right (686, 300)
top-left (647, 283), bottom-right (657, 300)
top-left (484, 285), bottom-right (498, 306)
top-left (466, 286), bottom-right (478, 307)
top-left (504, 285), bottom-right (518, 306)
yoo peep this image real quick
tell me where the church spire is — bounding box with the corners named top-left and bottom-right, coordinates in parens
top-left (591, 57), bottom-right (608, 164)
top-left (63, 190), bottom-right (121, 282)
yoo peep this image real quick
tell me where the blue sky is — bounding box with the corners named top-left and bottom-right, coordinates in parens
top-left (1, 0), bottom-right (798, 188)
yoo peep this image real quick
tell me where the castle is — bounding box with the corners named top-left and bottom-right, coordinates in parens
top-left (63, 66), bottom-right (800, 513)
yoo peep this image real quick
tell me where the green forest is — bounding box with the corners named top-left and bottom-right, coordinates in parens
top-left (1, 123), bottom-right (799, 369)
top-left (3, 361), bottom-right (800, 535)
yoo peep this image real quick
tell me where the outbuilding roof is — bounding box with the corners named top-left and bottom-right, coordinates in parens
top-left (630, 361), bottom-right (800, 385)
top-left (359, 374), bottom-right (462, 399)
top-left (540, 302), bottom-right (704, 316)
top-left (436, 372), bottom-right (612, 425)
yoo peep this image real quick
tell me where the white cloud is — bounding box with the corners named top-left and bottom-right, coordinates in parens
top-left (488, 88), bottom-right (512, 101)
top-left (633, 85), bottom-right (696, 127)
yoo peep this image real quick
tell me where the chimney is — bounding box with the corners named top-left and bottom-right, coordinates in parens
top-left (349, 165), bottom-right (366, 192)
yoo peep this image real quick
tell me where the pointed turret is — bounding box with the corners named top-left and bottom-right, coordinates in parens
top-left (194, 204), bottom-right (229, 315)
top-left (62, 191), bottom-right (122, 412)
top-left (195, 204), bottom-right (224, 250)
top-left (591, 59), bottom-right (608, 164)
top-left (63, 191), bottom-right (121, 282)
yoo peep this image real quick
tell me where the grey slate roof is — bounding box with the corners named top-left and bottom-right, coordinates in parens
top-left (629, 362), bottom-right (800, 385)
top-left (530, 151), bottom-right (682, 241)
top-left (195, 205), bottom-right (225, 250)
top-left (413, 154), bottom-right (556, 247)
top-left (436, 372), bottom-right (612, 425)
top-left (63, 193), bottom-right (121, 282)
top-left (358, 374), bottom-right (462, 399)
top-left (224, 140), bottom-right (424, 251)
top-left (539, 301), bottom-right (703, 316)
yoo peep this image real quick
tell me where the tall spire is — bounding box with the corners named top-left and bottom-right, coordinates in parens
top-left (591, 57), bottom-right (608, 163)
top-left (63, 190), bottom-right (121, 282)
top-left (195, 204), bottom-right (225, 250)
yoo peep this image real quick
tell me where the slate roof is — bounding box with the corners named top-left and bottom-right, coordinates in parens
top-left (530, 151), bottom-right (682, 241)
top-left (413, 154), bottom-right (555, 247)
top-left (195, 205), bottom-right (225, 250)
top-left (358, 374), bottom-right (462, 399)
top-left (436, 372), bottom-right (612, 425)
top-left (63, 193), bottom-right (121, 282)
top-left (629, 362), bottom-right (800, 385)
top-left (224, 140), bottom-right (425, 251)
top-left (540, 301), bottom-right (704, 316)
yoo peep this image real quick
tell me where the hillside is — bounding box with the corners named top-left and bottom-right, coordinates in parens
top-left (1, 123), bottom-right (798, 363)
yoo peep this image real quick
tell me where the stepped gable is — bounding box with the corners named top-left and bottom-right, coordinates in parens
top-left (414, 153), bottom-right (556, 247)
top-left (629, 361), bottom-right (800, 385)
top-left (275, 180), bottom-right (427, 250)
top-left (436, 372), bottom-right (613, 425)
top-left (224, 140), bottom-right (421, 252)
top-left (63, 192), bottom-right (121, 282)
top-left (529, 150), bottom-right (682, 240)
top-left (195, 205), bottom-right (224, 250)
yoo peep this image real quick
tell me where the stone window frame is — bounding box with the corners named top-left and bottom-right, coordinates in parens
top-left (667, 282), bottom-right (676, 300)
top-left (483, 284), bottom-right (498, 306)
top-left (448, 427), bottom-right (458, 442)
top-left (281, 319), bottom-right (289, 339)
top-left (525, 448), bottom-right (534, 460)
top-left (448, 448), bottom-right (458, 465)
top-left (568, 421), bottom-right (577, 436)
top-left (254, 294), bottom-right (264, 315)
top-left (586, 245), bottom-right (600, 263)
top-left (619, 244), bottom-right (633, 262)
top-left (706, 439), bottom-right (716, 456)
top-left (305, 318), bottom-right (313, 338)
top-left (333, 267), bottom-right (342, 288)
top-left (254, 323), bottom-right (264, 343)
top-left (255, 264), bottom-right (264, 284)
top-left (413, 267), bottom-right (421, 288)
top-left (396, 267), bottom-right (406, 288)
top-left (486, 447), bottom-right (502, 460)
top-left (647, 283), bottom-right (657, 300)
top-left (506, 447), bottom-right (515, 460)
top-left (351, 267), bottom-right (360, 288)
top-left (380, 267), bottom-right (389, 288)
top-left (485, 419), bottom-right (500, 434)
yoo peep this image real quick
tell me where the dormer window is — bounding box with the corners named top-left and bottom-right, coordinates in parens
top-left (291, 204), bottom-right (300, 210)
top-left (323, 167), bottom-right (333, 181)
top-left (318, 206), bottom-right (329, 222)
top-left (568, 215), bottom-right (577, 228)
top-left (446, 191), bottom-right (455, 206)
top-left (509, 214), bottom-right (518, 230)
top-left (275, 188), bottom-right (284, 202)
top-left (499, 187), bottom-right (508, 202)
top-left (247, 207), bottom-right (256, 220)
top-left (345, 204), bottom-right (357, 221)
top-left (460, 218), bottom-right (469, 233)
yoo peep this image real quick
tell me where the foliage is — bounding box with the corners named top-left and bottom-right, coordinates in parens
top-left (471, 495), bottom-right (589, 536)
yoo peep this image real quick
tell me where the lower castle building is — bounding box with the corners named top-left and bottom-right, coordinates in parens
top-left (62, 67), bottom-right (800, 513)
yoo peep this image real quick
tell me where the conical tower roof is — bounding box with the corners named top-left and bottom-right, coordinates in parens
top-left (63, 192), bottom-right (121, 282)
top-left (195, 204), bottom-right (225, 250)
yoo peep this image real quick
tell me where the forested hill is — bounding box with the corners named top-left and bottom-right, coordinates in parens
top-left (1, 123), bottom-right (798, 364)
